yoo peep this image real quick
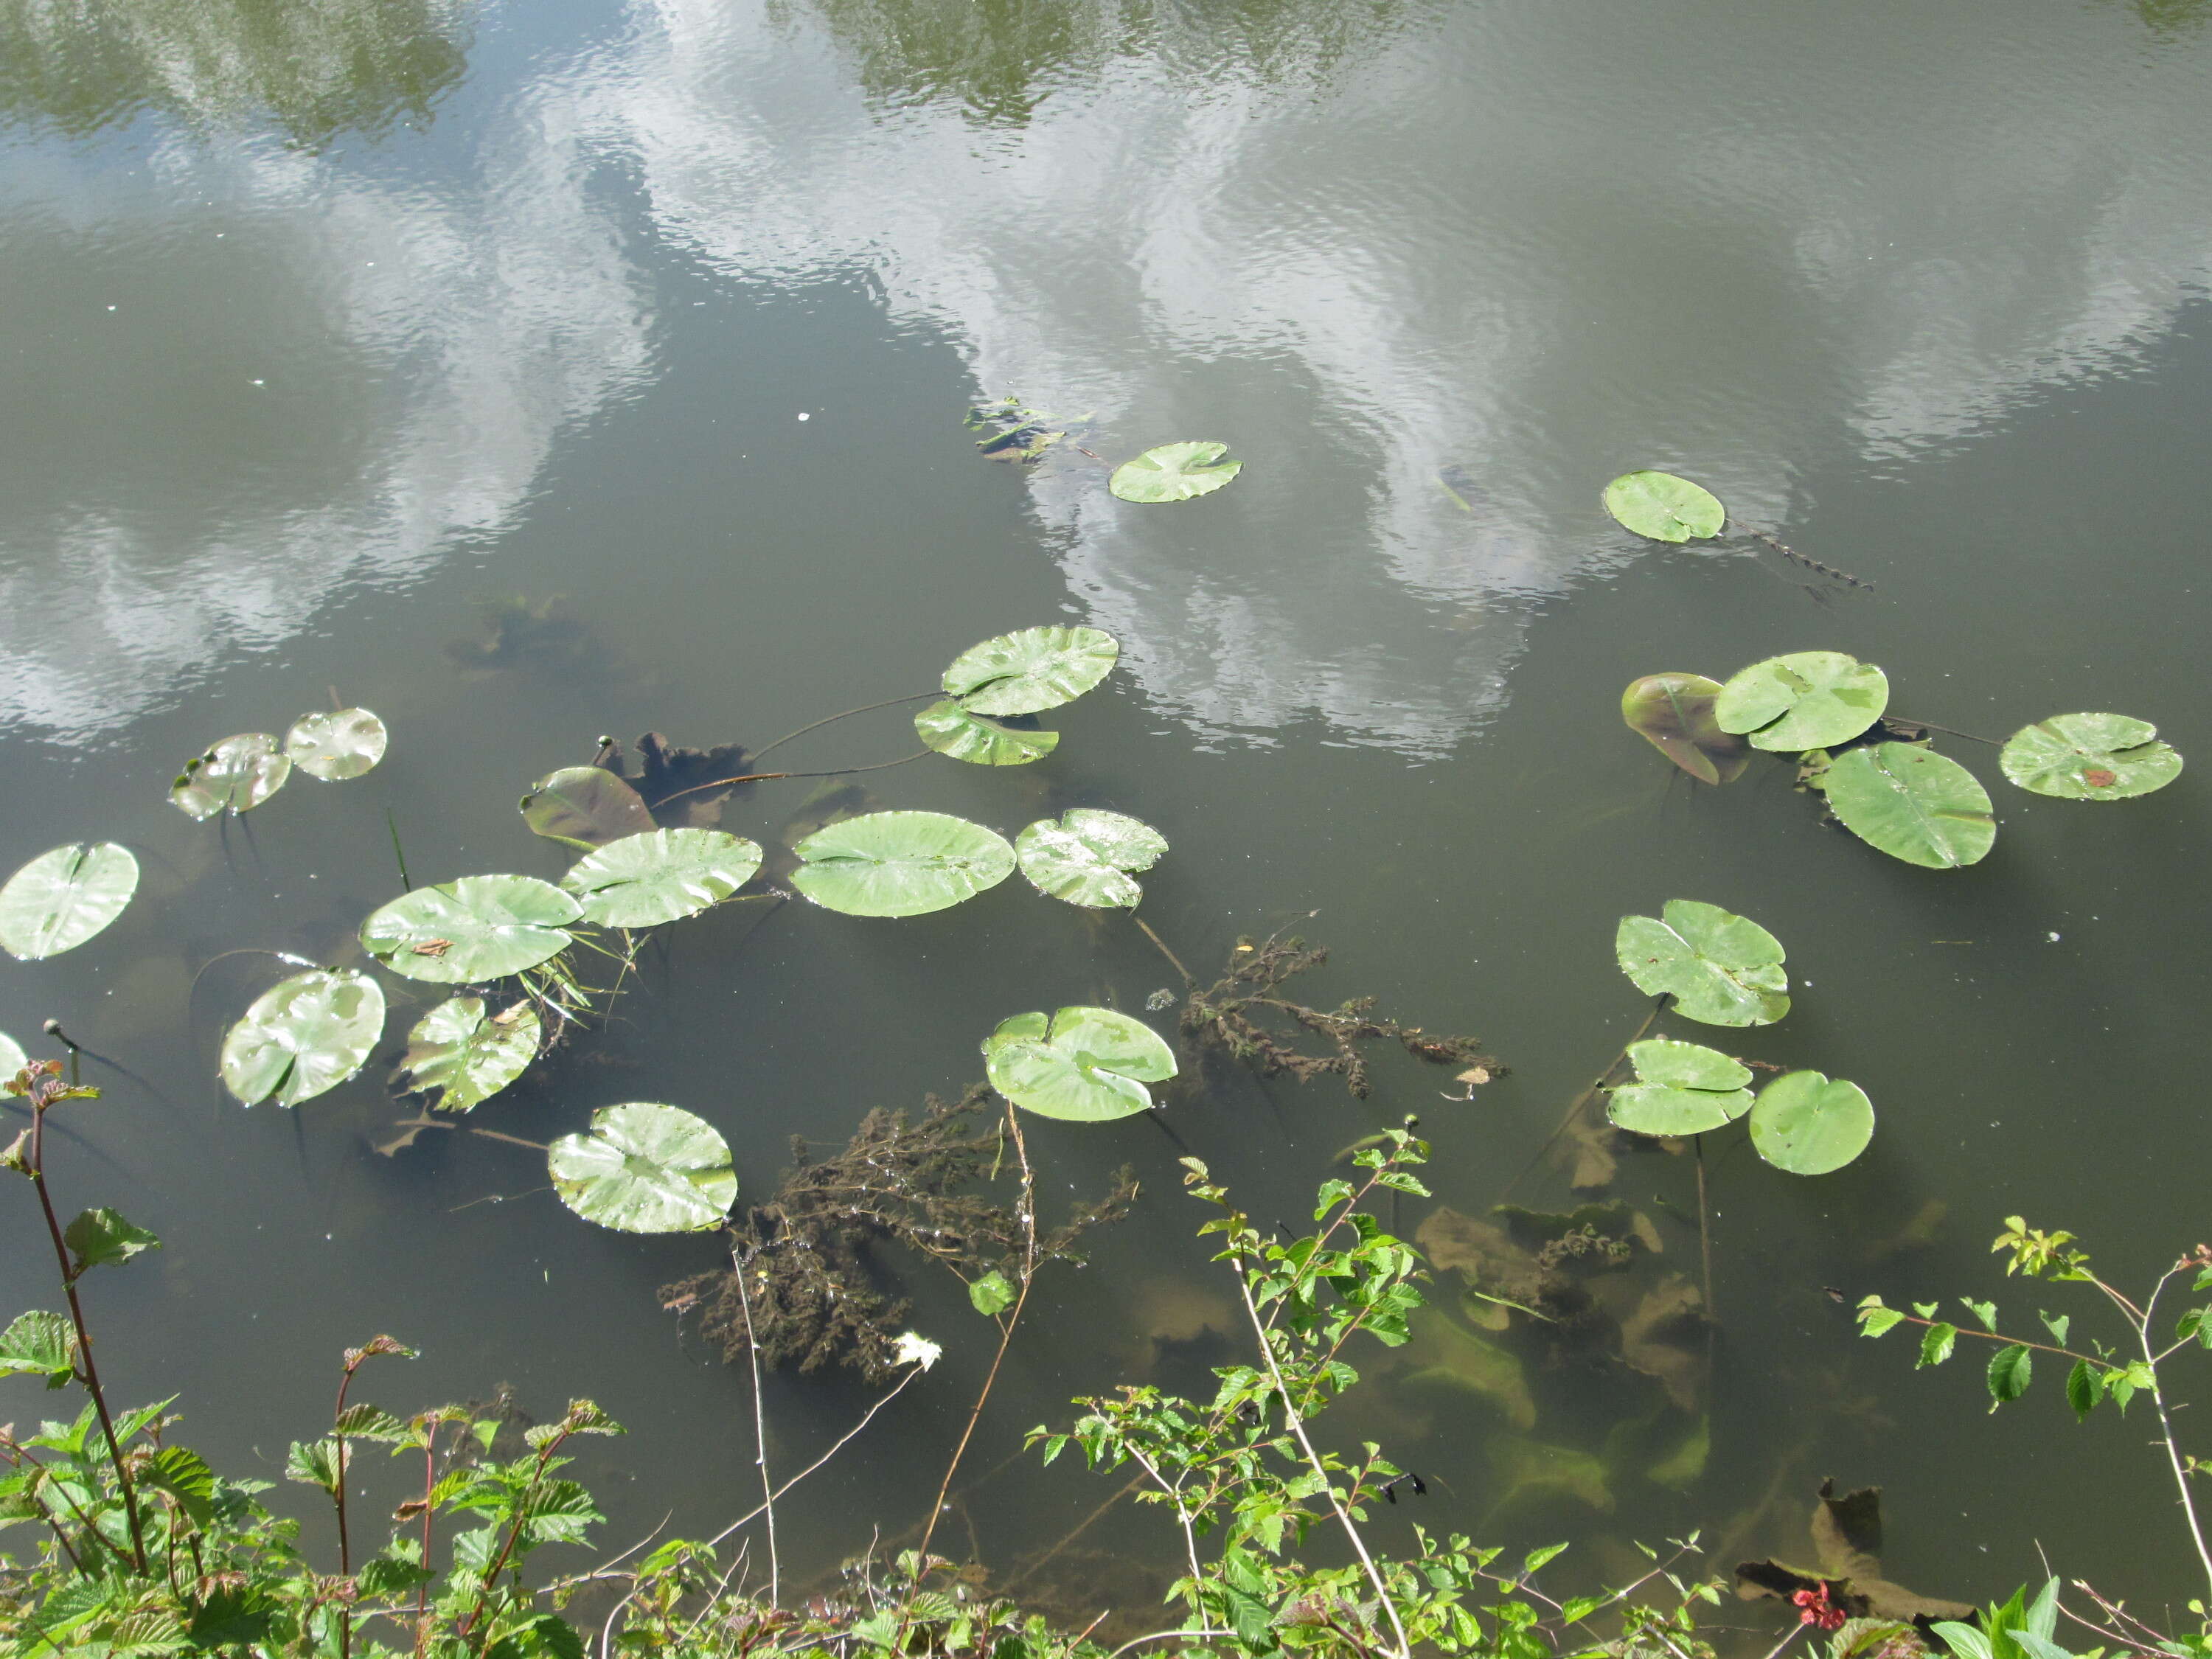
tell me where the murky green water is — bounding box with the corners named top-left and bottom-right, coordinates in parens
top-left (6, 0), bottom-right (2212, 1624)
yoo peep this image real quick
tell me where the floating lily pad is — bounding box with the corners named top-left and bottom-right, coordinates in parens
top-left (560, 829), bottom-right (762, 928)
top-left (1999, 713), bottom-right (2183, 801)
top-left (1615, 900), bottom-right (1789, 1027)
top-left (0, 843), bottom-right (139, 961)
top-left (983, 1006), bottom-right (1177, 1121)
top-left (1607, 1039), bottom-right (1755, 1136)
top-left (941, 626), bottom-right (1119, 717)
top-left (1015, 810), bottom-right (1169, 908)
top-left (791, 811), bottom-right (1015, 917)
top-left (1748, 1071), bottom-right (1875, 1175)
top-left (914, 700), bottom-right (1060, 765)
top-left (1621, 673), bottom-right (1751, 785)
top-left (1601, 470), bottom-right (1725, 543)
top-left (548, 1102), bottom-right (736, 1233)
top-left (220, 969), bottom-right (386, 1107)
top-left (360, 874), bottom-right (581, 983)
top-left (0, 1031), bottom-right (24, 1079)
top-left (1822, 743), bottom-right (1994, 869)
top-left (1714, 653), bottom-right (1889, 751)
top-left (170, 734), bottom-right (291, 819)
top-left (283, 709), bottom-right (388, 780)
top-left (1109, 442), bottom-right (1242, 504)
top-left (400, 996), bottom-right (540, 1112)
top-left (520, 766), bottom-right (655, 850)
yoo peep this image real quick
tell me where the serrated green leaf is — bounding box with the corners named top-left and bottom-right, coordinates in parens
top-left (1917, 1323), bottom-right (1958, 1368)
top-left (64, 1208), bottom-right (160, 1274)
top-left (0, 1311), bottom-right (75, 1385)
top-left (2066, 1359), bottom-right (2101, 1421)
top-left (1986, 1343), bottom-right (2033, 1408)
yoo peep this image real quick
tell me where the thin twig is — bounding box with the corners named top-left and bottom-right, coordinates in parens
top-left (731, 1253), bottom-right (779, 1605)
top-left (1132, 915), bottom-right (1196, 988)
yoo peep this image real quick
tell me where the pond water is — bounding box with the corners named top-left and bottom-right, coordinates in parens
top-left (5, 0), bottom-right (2212, 1630)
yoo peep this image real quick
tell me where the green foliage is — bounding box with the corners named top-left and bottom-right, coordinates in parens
top-left (285, 707), bottom-right (389, 780)
top-left (2000, 712), bottom-right (2183, 801)
top-left (940, 625), bottom-right (1120, 715)
top-left (983, 1006), bottom-right (1177, 1121)
top-left (1819, 743), bottom-right (1995, 869)
top-left (914, 699), bottom-right (1062, 764)
top-left (1714, 651), bottom-right (1889, 752)
top-left (546, 1102), bottom-right (737, 1233)
top-left (1601, 470), bottom-right (1725, 542)
top-left (400, 997), bottom-right (541, 1113)
top-left (559, 827), bottom-right (762, 928)
top-left (791, 810), bottom-right (1016, 917)
top-left (361, 875), bottom-right (582, 983)
top-left (969, 1269), bottom-right (1017, 1316)
top-left (1109, 442), bottom-right (1244, 504)
top-left (170, 731), bottom-right (293, 818)
top-left (1015, 808), bottom-right (1169, 907)
top-left (0, 841), bottom-right (139, 961)
top-left (220, 967), bottom-right (387, 1107)
top-left (1619, 673), bottom-right (1750, 785)
top-left (1615, 899), bottom-right (1790, 1026)
top-left (1745, 1071), bottom-right (1876, 1175)
top-left (1604, 1039), bottom-right (1753, 1135)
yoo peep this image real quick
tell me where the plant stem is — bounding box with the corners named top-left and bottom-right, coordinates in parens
top-left (457, 1429), bottom-right (571, 1641)
top-left (730, 1255), bottom-right (779, 1606)
top-left (1695, 1135), bottom-right (1717, 1329)
top-left (1131, 914), bottom-right (1195, 988)
top-left (417, 1423), bottom-right (439, 1653)
top-left (651, 750), bottom-right (931, 810)
top-left (751, 692), bottom-right (940, 763)
top-left (2135, 1268), bottom-right (2212, 1601)
top-left (1889, 716), bottom-right (2003, 747)
top-left (1875, 1311), bottom-right (2104, 1368)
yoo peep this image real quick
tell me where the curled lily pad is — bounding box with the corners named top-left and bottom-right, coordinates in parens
top-left (1607, 1039), bottom-right (1754, 1137)
top-left (1747, 1071), bottom-right (1874, 1175)
top-left (791, 810), bottom-right (1014, 917)
top-left (284, 709), bottom-right (388, 780)
top-left (983, 1006), bottom-right (1177, 1121)
top-left (520, 766), bottom-right (655, 850)
top-left (1109, 442), bottom-right (1242, 504)
top-left (1015, 810), bottom-right (1168, 908)
top-left (0, 844), bottom-right (139, 961)
top-left (1999, 713), bottom-right (2182, 801)
top-left (1822, 743), bottom-right (1994, 869)
top-left (548, 1102), bottom-right (736, 1233)
top-left (220, 969), bottom-right (386, 1107)
top-left (1714, 652), bottom-right (1888, 751)
top-left (360, 874), bottom-right (581, 983)
top-left (560, 829), bottom-right (762, 928)
top-left (942, 626), bottom-right (1119, 717)
top-left (1601, 471), bottom-right (1725, 543)
top-left (1615, 900), bottom-right (1789, 1027)
top-left (170, 734), bottom-right (291, 819)
top-left (914, 700), bottom-right (1060, 765)
top-left (1621, 674), bottom-right (1751, 785)
top-left (400, 996), bottom-right (540, 1112)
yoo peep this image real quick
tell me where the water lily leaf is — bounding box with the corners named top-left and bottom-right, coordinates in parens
top-left (942, 626), bottom-right (1119, 716)
top-left (520, 766), bottom-right (655, 850)
top-left (1621, 673), bottom-right (1751, 785)
top-left (1714, 652), bottom-right (1889, 751)
top-left (0, 1031), bottom-right (24, 1079)
top-left (547, 1102), bottom-right (736, 1233)
top-left (983, 1005), bottom-right (1176, 1121)
top-left (1109, 441), bottom-right (1242, 504)
top-left (914, 700), bottom-right (1060, 765)
top-left (1601, 470), bottom-right (1725, 543)
top-left (791, 810), bottom-right (1015, 917)
top-left (219, 969), bottom-right (386, 1107)
top-left (560, 829), bottom-right (762, 928)
top-left (400, 996), bottom-right (540, 1112)
top-left (1823, 743), bottom-right (1994, 869)
top-left (1615, 900), bottom-right (1789, 1026)
top-left (360, 874), bottom-right (580, 983)
top-left (1607, 1039), bottom-right (1754, 1136)
top-left (170, 734), bottom-right (291, 819)
top-left (1015, 809), bottom-right (1169, 908)
top-left (1999, 713), bottom-right (2182, 801)
top-left (283, 709), bottom-right (388, 780)
top-left (1749, 1071), bottom-right (1875, 1175)
top-left (0, 843), bottom-right (139, 961)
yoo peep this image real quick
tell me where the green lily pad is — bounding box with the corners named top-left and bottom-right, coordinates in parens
top-left (1999, 713), bottom-right (2183, 801)
top-left (1601, 470), bottom-right (1725, 543)
top-left (0, 1031), bottom-right (25, 1080)
top-left (1748, 1071), bottom-right (1875, 1175)
top-left (914, 700), bottom-right (1060, 765)
top-left (400, 996), bottom-right (540, 1112)
top-left (360, 874), bottom-right (581, 983)
top-left (1615, 900), bottom-right (1789, 1027)
top-left (1015, 810), bottom-right (1169, 908)
top-left (548, 1102), bottom-right (737, 1233)
top-left (520, 766), bottom-right (655, 850)
top-left (283, 709), bottom-right (388, 780)
top-left (941, 626), bottom-right (1119, 716)
top-left (1714, 652), bottom-right (1889, 751)
top-left (983, 1006), bottom-right (1177, 1121)
top-left (1108, 442), bottom-right (1242, 504)
top-left (560, 829), bottom-right (762, 928)
top-left (1621, 673), bottom-right (1751, 785)
top-left (791, 810), bottom-right (1015, 917)
top-left (170, 734), bottom-right (291, 819)
top-left (1822, 743), bottom-right (1994, 869)
top-left (1607, 1039), bottom-right (1754, 1136)
top-left (0, 843), bottom-right (139, 961)
top-left (219, 969), bottom-right (386, 1107)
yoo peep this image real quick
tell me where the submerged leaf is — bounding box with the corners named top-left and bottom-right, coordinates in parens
top-left (0, 843), bottom-right (139, 961)
top-left (1607, 1039), bottom-right (1754, 1136)
top-left (560, 829), bottom-right (762, 928)
top-left (1109, 442), bottom-right (1243, 504)
top-left (1748, 1071), bottom-right (1875, 1175)
top-left (1823, 743), bottom-right (1994, 869)
top-left (220, 969), bottom-right (386, 1107)
top-left (1015, 809), bottom-right (1169, 908)
top-left (283, 709), bottom-right (389, 780)
top-left (1615, 900), bottom-right (1789, 1026)
top-left (2000, 713), bottom-right (2182, 801)
top-left (548, 1102), bottom-right (736, 1233)
top-left (792, 811), bottom-right (1015, 917)
top-left (1714, 652), bottom-right (1889, 751)
top-left (400, 997), bottom-right (540, 1112)
top-left (942, 626), bottom-right (1119, 716)
top-left (983, 1006), bottom-right (1176, 1121)
top-left (914, 700), bottom-right (1060, 765)
top-left (360, 875), bottom-right (580, 983)
top-left (1601, 470), bottom-right (1725, 543)
top-left (1399, 1308), bottom-right (1537, 1430)
top-left (170, 733), bottom-right (291, 818)
top-left (520, 766), bottom-right (655, 849)
top-left (1620, 674), bottom-right (1750, 785)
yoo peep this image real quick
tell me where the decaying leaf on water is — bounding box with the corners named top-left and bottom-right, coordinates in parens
top-left (1621, 673), bottom-right (1752, 785)
top-left (594, 732), bottom-right (757, 826)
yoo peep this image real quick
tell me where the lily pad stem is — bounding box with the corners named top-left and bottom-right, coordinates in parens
top-left (1696, 1135), bottom-right (1717, 1335)
top-left (1501, 996), bottom-right (1668, 1200)
top-left (750, 692), bottom-right (940, 763)
top-left (1889, 716), bottom-right (2001, 748)
top-left (652, 750), bottom-right (931, 810)
top-left (1131, 914), bottom-right (1195, 988)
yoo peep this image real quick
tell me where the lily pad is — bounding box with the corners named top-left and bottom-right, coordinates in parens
top-left (219, 970), bottom-right (386, 1107)
top-left (1748, 1071), bottom-right (1875, 1175)
top-left (360, 874), bottom-right (581, 983)
top-left (1607, 1039), bottom-right (1755, 1136)
top-left (170, 734), bottom-right (291, 819)
top-left (1601, 470), bottom-right (1725, 543)
top-left (283, 709), bottom-right (388, 780)
top-left (520, 766), bottom-right (655, 850)
top-left (0, 844), bottom-right (139, 961)
top-left (1621, 673), bottom-right (1751, 785)
top-left (0, 1032), bottom-right (24, 1079)
top-left (941, 626), bottom-right (1119, 717)
top-left (791, 811), bottom-right (1015, 917)
top-left (1822, 743), bottom-right (1994, 869)
top-left (914, 700), bottom-right (1060, 765)
top-left (560, 829), bottom-right (762, 928)
top-left (1108, 442), bottom-right (1242, 504)
top-left (548, 1102), bottom-right (736, 1233)
top-left (400, 996), bottom-right (540, 1112)
top-left (1999, 713), bottom-right (2183, 801)
top-left (1714, 652), bottom-right (1889, 751)
top-left (1615, 900), bottom-right (1789, 1027)
top-left (1015, 810), bottom-right (1169, 908)
top-left (983, 1006), bottom-right (1177, 1121)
